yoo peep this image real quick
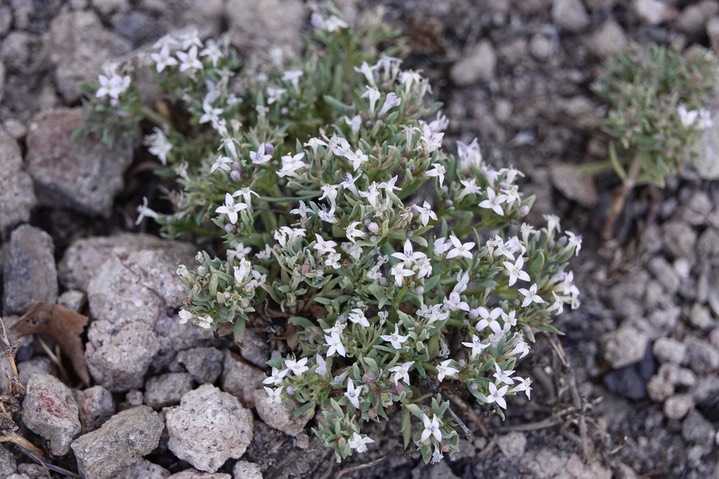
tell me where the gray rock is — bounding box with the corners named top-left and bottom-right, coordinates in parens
top-left (166, 385), bottom-right (253, 473)
top-left (689, 304), bottom-right (715, 330)
top-left (658, 363), bottom-right (697, 388)
top-left (552, 0), bottom-right (590, 33)
top-left (253, 387), bottom-right (312, 436)
top-left (76, 385), bottom-right (115, 433)
top-left (57, 290), bottom-right (86, 313)
top-left (529, 33), bottom-right (556, 61)
top-left (72, 406), bottom-right (163, 479)
top-left (676, 0), bottom-right (719, 35)
top-left (91, 0), bottom-right (128, 17)
top-left (0, 60), bottom-right (4, 102)
top-left (582, 0), bottom-right (617, 10)
top-left (126, 390), bottom-right (144, 407)
top-left (18, 357), bottom-right (58, 386)
top-left (708, 17), bottom-right (719, 55)
top-left (239, 328), bottom-right (271, 367)
top-left (112, 10), bottom-right (156, 47)
top-left (227, 0), bottom-right (304, 55)
top-left (647, 257), bottom-right (680, 295)
top-left (685, 336), bottom-right (719, 373)
top-left (587, 19), bottom-right (627, 58)
top-left (664, 394), bottom-right (694, 420)
top-left (682, 409), bottom-right (715, 444)
top-left (145, 373), bottom-right (194, 409)
top-left (86, 322), bottom-right (161, 392)
top-left (85, 247), bottom-right (202, 391)
top-left (7, 473), bottom-right (31, 479)
top-left (0, 445), bottom-right (17, 477)
top-left (0, 31), bottom-right (34, 71)
top-left (647, 375), bottom-right (674, 402)
top-left (496, 431), bottom-right (527, 458)
top-left (603, 326), bottom-right (648, 369)
top-left (0, 5), bottom-right (10, 37)
top-left (647, 306), bottom-right (681, 337)
top-left (26, 108), bottom-right (135, 217)
top-left (633, 0), bottom-right (672, 25)
top-left (450, 41), bottom-right (497, 86)
top-left (652, 337), bottom-right (687, 365)
top-left (3, 225), bottom-right (57, 315)
top-left (233, 461), bottom-right (263, 479)
top-left (697, 99), bottom-right (719, 179)
top-left (176, 347), bottom-right (223, 385)
top-left (126, 459), bottom-right (170, 479)
top-left (661, 221), bottom-right (697, 261)
top-left (221, 350), bottom-right (266, 408)
top-left (169, 471), bottom-right (232, 479)
top-left (607, 270), bottom-right (649, 319)
top-left (48, 11), bottom-right (132, 103)
top-left (22, 373), bottom-right (81, 455)
top-left (59, 233), bottom-right (196, 291)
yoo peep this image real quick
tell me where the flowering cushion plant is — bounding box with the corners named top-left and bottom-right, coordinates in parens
top-left (84, 7), bottom-right (581, 464)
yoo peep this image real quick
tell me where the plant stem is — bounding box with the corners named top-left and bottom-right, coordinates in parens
top-left (603, 155), bottom-right (642, 240)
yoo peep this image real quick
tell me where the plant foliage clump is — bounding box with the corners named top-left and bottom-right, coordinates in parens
top-left (84, 8), bottom-right (581, 464)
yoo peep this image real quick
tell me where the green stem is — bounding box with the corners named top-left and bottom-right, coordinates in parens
top-left (576, 160), bottom-right (614, 176)
top-left (139, 106), bottom-right (171, 129)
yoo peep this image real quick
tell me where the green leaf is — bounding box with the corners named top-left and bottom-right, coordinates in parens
top-left (323, 95), bottom-right (348, 114)
top-left (401, 405), bottom-right (411, 448)
top-left (293, 400), bottom-right (317, 417)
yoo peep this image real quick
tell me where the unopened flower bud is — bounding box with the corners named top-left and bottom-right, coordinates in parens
top-left (264, 143), bottom-right (275, 154)
top-left (230, 170), bottom-right (241, 181)
top-left (458, 359), bottom-right (467, 368)
top-left (415, 286), bottom-right (424, 295)
top-left (225, 223), bottom-right (235, 233)
top-left (368, 222), bottom-right (379, 234)
top-left (232, 162), bottom-right (241, 170)
top-left (286, 386), bottom-right (295, 395)
top-left (519, 205), bottom-right (530, 216)
top-left (197, 266), bottom-right (207, 275)
top-left (469, 382), bottom-right (478, 391)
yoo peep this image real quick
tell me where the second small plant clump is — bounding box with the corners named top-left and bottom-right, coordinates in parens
top-left (85, 9), bottom-right (581, 464)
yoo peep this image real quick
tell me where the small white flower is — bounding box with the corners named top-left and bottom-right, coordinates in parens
top-left (565, 231), bottom-right (582, 256)
top-left (486, 382), bottom-right (509, 409)
top-left (264, 386), bottom-right (283, 404)
top-left (388, 361), bottom-right (414, 385)
top-left (197, 315), bottom-right (213, 330)
top-left (420, 124), bottom-right (444, 153)
top-left (425, 163), bottom-right (446, 187)
top-left (433, 237), bottom-right (452, 256)
top-left (503, 256), bottom-right (530, 286)
top-left (135, 196), bottom-right (159, 225)
top-left (282, 69), bottom-right (303, 90)
top-left (96, 66), bottom-right (131, 101)
top-left (263, 367), bottom-right (288, 386)
top-left (511, 376), bottom-right (532, 400)
top-left (446, 235), bottom-right (475, 260)
top-left (210, 156), bottom-right (232, 173)
top-left (390, 263), bottom-right (415, 287)
top-left (232, 187), bottom-right (259, 208)
top-left (348, 308), bottom-right (370, 327)
top-left (345, 221), bottom-right (366, 243)
top-left (380, 324), bottom-right (409, 349)
top-left (344, 378), bottom-right (362, 409)
top-left (176, 46), bottom-right (203, 73)
top-left (436, 359), bottom-right (459, 382)
top-left (420, 414), bottom-right (442, 443)
top-left (478, 188), bottom-right (508, 216)
top-left (144, 127), bottom-right (172, 166)
top-left (698, 108), bottom-right (713, 129)
top-left (284, 357), bottom-right (309, 376)
top-left (519, 283), bottom-right (545, 307)
top-left (493, 363), bottom-right (515, 386)
top-left (462, 334), bottom-right (488, 359)
top-left (277, 152), bottom-right (307, 178)
top-left (199, 39), bottom-right (223, 67)
top-left (199, 102), bottom-right (224, 125)
top-left (444, 291), bottom-right (469, 312)
top-left (544, 214), bottom-right (561, 235)
top-left (362, 86), bottom-right (381, 115)
top-left (678, 104), bottom-right (698, 127)
top-left (353, 61), bottom-right (377, 85)
top-left (325, 331), bottom-right (346, 357)
top-left (347, 432), bottom-right (374, 453)
top-left (178, 309), bottom-right (192, 325)
top-left (149, 45), bottom-right (178, 73)
top-left (414, 201), bottom-right (437, 226)
top-left (215, 193), bottom-right (248, 225)
top-left (315, 355), bottom-right (327, 375)
top-left (378, 92), bottom-right (401, 117)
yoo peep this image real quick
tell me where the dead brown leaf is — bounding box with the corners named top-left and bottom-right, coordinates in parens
top-left (13, 302), bottom-right (90, 385)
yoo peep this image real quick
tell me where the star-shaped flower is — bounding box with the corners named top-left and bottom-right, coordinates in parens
top-left (215, 193), bottom-right (248, 224)
top-left (420, 414), bottom-right (442, 443)
top-left (380, 324), bottom-right (409, 349)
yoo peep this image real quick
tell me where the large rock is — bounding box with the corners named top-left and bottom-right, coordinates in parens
top-left (72, 406), bottom-right (163, 479)
top-left (166, 385), bottom-right (254, 473)
top-left (221, 350), bottom-right (266, 408)
top-left (84, 247), bottom-right (204, 391)
top-left (25, 108), bottom-right (135, 217)
top-left (22, 373), bottom-right (81, 456)
top-left (75, 385), bottom-right (115, 433)
top-left (0, 128), bottom-right (36, 236)
top-left (253, 387), bottom-right (312, 436)
top-left (48, 11), bottom-right (131, 103)
top-left (450, 40), bottom-right (497, 86)
top-left (3, 225), bottom-right (57, 315)
top-left (59, 233), bottom-right (196, 291)
top-left (226, 0), bottom-right (305, 56)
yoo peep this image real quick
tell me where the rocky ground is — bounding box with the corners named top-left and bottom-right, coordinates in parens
top-left (0, 0), bottom-right (718, 478)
